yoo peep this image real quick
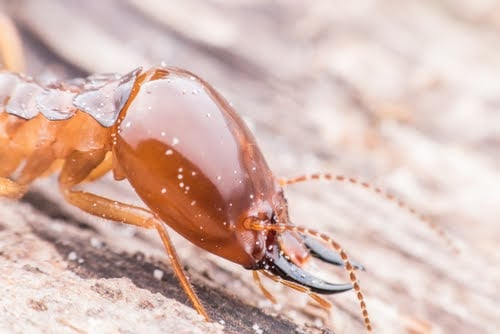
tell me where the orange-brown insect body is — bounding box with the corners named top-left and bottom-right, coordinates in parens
top-left (0, 66), bottom-right (371, 331)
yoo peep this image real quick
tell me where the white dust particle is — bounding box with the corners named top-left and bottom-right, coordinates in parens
top-left (90, 238), bottom-right (103, 249)
top-left (153, 269), bottom-right (164, 281)
top-left (67, 252), bottom-right (78, 261)
top-left (252, 323), bottom-right (263, 334)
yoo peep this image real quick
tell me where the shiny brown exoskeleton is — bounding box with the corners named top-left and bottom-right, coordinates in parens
top-left (0, 65), bottom-right (372, 330)
top-left (0, 16), bottom-right (456, 332)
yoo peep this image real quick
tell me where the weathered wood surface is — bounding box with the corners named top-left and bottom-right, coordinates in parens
top-left (1, 0), bottom-right (499, 333)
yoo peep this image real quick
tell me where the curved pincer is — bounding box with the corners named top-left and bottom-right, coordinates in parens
top-left (257, 246), bottom-right (353, 294)
top-left (303, 235), bottom-right (365, 271)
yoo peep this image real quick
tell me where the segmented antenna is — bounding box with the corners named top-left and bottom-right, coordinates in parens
top-left (280, 173), bottom-right (459, 253)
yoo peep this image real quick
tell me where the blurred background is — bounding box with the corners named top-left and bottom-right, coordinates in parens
top-left (0, 0), bottom-right (499, 333)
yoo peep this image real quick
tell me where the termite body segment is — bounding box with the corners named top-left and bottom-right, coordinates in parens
top-left (0, 67), bottom-right (371, 330)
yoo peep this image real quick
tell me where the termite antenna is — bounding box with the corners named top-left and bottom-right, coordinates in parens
top-left (247, 221), bottom-right (373, 332)
top-left (280, 173), bottom-right (459, 253)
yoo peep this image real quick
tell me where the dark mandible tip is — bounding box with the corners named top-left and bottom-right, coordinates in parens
top-left (263, 248), bottom-right (353, 295)
top-left (303, 235), bottom-right (366, 271)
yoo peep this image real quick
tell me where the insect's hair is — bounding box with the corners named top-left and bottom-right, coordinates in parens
top-left (280, 173), bottom-right (459, 253)
top-left (247, 220), bottom-right (372, 332)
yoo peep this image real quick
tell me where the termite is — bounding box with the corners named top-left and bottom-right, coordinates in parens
top-left (0, 15), bottom-right (456, 332)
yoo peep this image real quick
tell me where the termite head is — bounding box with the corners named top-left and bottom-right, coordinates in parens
top-left (112, 66), bottom-right (359, 294)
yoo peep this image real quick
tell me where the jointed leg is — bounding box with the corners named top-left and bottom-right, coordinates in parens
top-left (82, 152), bottom-right (113, 184)
top-left (0, 13), bottom-right (24, 72)
top-left (57, 150), bottom-right (209, 320)
top-left (252, 271), bottom-right (277, 304)
top-left (155, 221), bottom-right (209, 320)
top-left (260, 270), bottom-right (332, 309)
top-left (0, 177), bottom-right (28, 199)
top-left (60, 187), bottom-right (209, 320)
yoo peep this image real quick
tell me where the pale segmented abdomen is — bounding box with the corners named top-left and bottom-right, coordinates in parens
top-left (0, 67), bottom-right (140, 127)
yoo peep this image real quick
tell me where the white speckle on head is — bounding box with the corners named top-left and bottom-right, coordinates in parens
top-left (153, 269), bottom-right (164, 281)
top-left (191, 171), bottom-right (197, 176)
top-left (172, 137), bottom-right (180, 146)
top-left (165, 149), bottom-right (173, 155)
top-left (161, 188), bottom-right (167, 194)
top-left (190, 200), bottom-right (196, 206)
top-left (249, 194), bottom-right (254, 199)
top-left (179, 182), bottom-right (184, 188)
top-left (177, 174), bottom-right (183, 180)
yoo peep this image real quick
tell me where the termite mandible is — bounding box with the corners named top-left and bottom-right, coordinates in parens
top-left (0, 14), bottom-right (456, 332)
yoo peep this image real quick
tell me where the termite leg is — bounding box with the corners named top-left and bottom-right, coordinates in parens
top-left (0, 13), bottom-right (25, 72)
top-left (16, 147), bottom-right (57, 185)
top-left (0, 177), bottom-right (28, 199)
top-left (260, 271), bottom-right (332, 310)
top-left (252, 271), bottom-right (277, 304)
top-left (280, 173), bottom-right (459, 253)
top-left (58, 151), bottom-right (209, 320)
top-left (82, 152), bottom-right (113, 184)
top-left (155, 221), bottom-right (210, 320)
top-left (60, 188), bottom-right (209, 320)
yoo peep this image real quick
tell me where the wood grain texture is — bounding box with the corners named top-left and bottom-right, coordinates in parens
top-left (1, 0), bottom-right (499, 333)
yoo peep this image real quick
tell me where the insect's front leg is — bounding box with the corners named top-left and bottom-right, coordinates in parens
top-left (57, 150), bottom-right (210, 321)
